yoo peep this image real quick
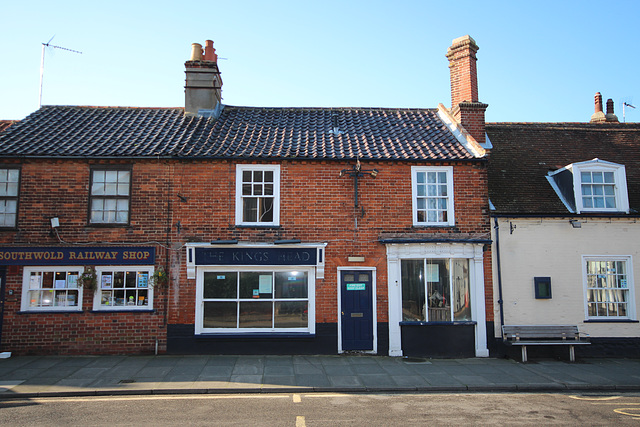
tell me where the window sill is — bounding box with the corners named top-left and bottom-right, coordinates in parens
top-left (195, 332), bottom-right (314, 339)
top-left (584, 319), bottom-right (639, 323)
top-left (400, 321), bottom-right (476, 326)
top-left (91, 309), bottom-right (155, 313)
top-left (411, 224), bottom-right (455, 229)
top-left (18, 310), bottom-right (83, 314)
top-left (87, 223), bottom-right (131, 228)
top-left (234, 225), bottom-right (281, 229)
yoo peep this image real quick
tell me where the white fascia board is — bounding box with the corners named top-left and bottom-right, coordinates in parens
top-left (437, 104), bottom-right (486, 158)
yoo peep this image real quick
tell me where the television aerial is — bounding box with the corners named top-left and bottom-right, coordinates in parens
top-left (623, 101), bottom-right (636, 123)
top-left (39, 36), bottom-right (82, 108)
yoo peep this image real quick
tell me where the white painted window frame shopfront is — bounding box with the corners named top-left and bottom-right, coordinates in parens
top-left (386, 242), bottom-right (488, 357)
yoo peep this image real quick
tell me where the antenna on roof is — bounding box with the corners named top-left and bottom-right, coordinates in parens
top-left (39, 36), bottom-right (82, 108)
top-left (623, 102), bottom-right (636, 123)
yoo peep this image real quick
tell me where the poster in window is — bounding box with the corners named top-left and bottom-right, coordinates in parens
top-left (67, 274), bottom-right (78, 289)
top-left (30, 274), bottom-right (42, 289)
top-left (138, 273), bottom-right (149, 288)
top-left (55, 279), bottom-right (67, 289)
top-left (259, 275), bottom-right (272, 294)
top-left (101, 275), bottom-right (113, 289)
top-left (426, 264), bottom-right (439, 282)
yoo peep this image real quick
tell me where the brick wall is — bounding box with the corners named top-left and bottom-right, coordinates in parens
top-left (0, 157), bottom-right (492, 354)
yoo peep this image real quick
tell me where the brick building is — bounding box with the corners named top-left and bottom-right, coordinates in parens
top-left (0, 36), bottom-right (493, 357)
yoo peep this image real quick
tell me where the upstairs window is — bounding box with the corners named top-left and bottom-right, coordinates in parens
top-left (236, 165), bottom-right (280, 226)
top-left (547, 159), bottom-right (629, 214)
top-left (90, 168), bottom-right (131, 224)
top-left (411, 166), bottom-right (455, 226)
top-left (0, 167), bottom-right (19, 227)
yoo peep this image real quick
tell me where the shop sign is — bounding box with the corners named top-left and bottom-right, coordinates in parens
top-left (0, 246), bottom-right (156, 266)
top-left (195, 247), bottom-right (317, 266)
top-left (346, 283), bottom-right (366, 291)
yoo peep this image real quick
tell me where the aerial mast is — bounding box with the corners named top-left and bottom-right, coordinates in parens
top-left (39, 36), bottom-right (82, 108)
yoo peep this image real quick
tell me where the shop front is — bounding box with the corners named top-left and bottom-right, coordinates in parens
top-left (385, 240), bottom-right (490, 358)
top-left (168, 242), bottom-right (331, 354)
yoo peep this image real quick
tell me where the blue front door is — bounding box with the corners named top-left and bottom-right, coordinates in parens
top-left (340, 270), bottom-right (374, 351)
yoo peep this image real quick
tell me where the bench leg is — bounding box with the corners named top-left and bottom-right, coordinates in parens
top-left (569, 345), bottom-right (575, 362)
top-left (521, 345), bottom-right (528, 363)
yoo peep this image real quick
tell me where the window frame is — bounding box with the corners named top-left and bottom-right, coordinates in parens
top-left (572, 160), bottom-right (629, 214)
top-left (0, 166), bottom-right (20, 229)
top-left (195, 266), bottom-right (315, 335)
top-left (235, 164), bottom-right (281, 226)
top-left (20, 266), bottom-right (84, 312)
top-left (582, 255), bottom-right (636, 320)
top-left (400, 258), bottom-right (471, 322)
top-left (92, 266), bottom-right (155, 311)
top-left (88, 166), bottom-right (133, 226)
top-left (411, 166), bottom-right (455, 227)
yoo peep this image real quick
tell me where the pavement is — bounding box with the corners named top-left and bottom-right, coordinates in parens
top-left (0, 354), bottom-right (639, 398)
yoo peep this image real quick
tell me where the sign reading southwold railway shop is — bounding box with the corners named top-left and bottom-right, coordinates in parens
top-left (0, 247), bottom-right (156, 266)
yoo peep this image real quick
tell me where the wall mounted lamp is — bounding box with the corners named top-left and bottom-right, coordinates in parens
top-left (570, 219), bottom-right (582, 229)
top-left (50, 217), bottom-right (59, 228)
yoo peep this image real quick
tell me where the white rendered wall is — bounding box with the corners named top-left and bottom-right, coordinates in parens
top-left (492, 217), bottom-right (640, 338)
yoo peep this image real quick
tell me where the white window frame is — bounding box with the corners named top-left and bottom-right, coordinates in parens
top-left (582, 255), bottom-right (636, 320)
top-left (411, 166), bottom-right (455, 226)
top-left (235, 164), bottom-right (281, 226)
top-left (572, 159), bottom-right (629, 214)
top-left (21, 266), bottom-right (84, 312)
top-left (90, 168), bottom-right (132, 225)
top-left (195, 266), bottom-right (315, 335)
top-left (0, 167), bottom-right (20, 228)
top-left (92, 266), bottom-right (155, 311)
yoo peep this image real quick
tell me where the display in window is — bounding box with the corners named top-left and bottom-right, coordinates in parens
top-left (26, 270), bottom-right (81, 309)
top-left (98, 270), bottom-right (151, 308)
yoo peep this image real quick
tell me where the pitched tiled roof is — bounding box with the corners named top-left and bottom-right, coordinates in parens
top-left (0, 105), bottom-right (478, 161)
top-left (0, 120), bottom-right (17, 133)
top-left (486, 122), bottom-right (640, 215)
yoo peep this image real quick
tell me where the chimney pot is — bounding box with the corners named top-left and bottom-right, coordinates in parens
top-left (605, 98), bottom-right (619, 122)
top-left (594, 92), bottom-right (603, 113)
top-left (204, 40), bottom-right (217, 62)
top-left (190, 43), bottom-right (203, 61)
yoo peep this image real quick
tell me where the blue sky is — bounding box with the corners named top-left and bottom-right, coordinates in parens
top-left (1, 0), bottom-right (638, 123)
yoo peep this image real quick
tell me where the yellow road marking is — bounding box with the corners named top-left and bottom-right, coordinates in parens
top-left (296, 416), bottom-right (306, 427)
top-left (292, 394), bottom-right (301, 403)
top-left (614, 408), bottom-right (640, 418)
top-left (569, 395), bottom-right (621, 401)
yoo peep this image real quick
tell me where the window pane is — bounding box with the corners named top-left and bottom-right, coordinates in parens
top-left (204, 272), bottom-right (237, 298)
top-left (253, 170), bottom-right (263, 182)
top-left (401, 260), bottom-right (425, 321)
top-left (416, 172), bottom-right (425, 184)
top-left (239, 301), bottom-right (272, 328)
top-left (452, 259), bottom-right (471, 321)
top-left (260, 198), bottom-right (274, 222)
top-left (242, 170), bottom-right (252, 183)
top-left (243, 197), bottom-right (258, 222)
top-left (603, 172), bottom-right (614, 183)
top-left (204, 302), bottom-right (237, 328)
top-left (239, 272), bottom-right (272, 299)
top-left (275, 271), bottom-right (308, 298)
top-left (592, 172), bottom-right (604, 183)
top-left (264, 171), bottom-right (274, 182)
top-left (274, 301), bottom-right (307, 327)
top-left (427, 260), bottom-right (450, 321)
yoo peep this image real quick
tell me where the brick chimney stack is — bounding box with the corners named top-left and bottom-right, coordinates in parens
top-left (446, 35), bottom-right (488, 144)
top-left (185, 40), bottom-right (223, 116)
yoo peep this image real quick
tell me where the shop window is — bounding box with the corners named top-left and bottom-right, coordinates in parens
top-left (21, 267), bottom-right (83, 311)
top-left (235, 165), bottom-right (280, 226)
top-left (94, 267), bottom-right (154, 310)
top-left (584, 256), bottom-right (634, 319)
top-left (197, 268), bottom-right (314, 333)
top-left (411, 166), bottom-right (455, 226)
top-left (401, 258), bottom-right (470, 322)
top-left (0, 167), bottom-right (20, 227)
top-left (90, 168), bottom-right (131, 224)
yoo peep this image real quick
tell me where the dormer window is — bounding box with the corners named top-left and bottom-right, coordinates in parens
top-left (547, 159), bottom-right (629, 214)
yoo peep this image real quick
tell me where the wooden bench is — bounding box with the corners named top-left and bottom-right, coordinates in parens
top-left (502, 325), bottom-right (590, 362)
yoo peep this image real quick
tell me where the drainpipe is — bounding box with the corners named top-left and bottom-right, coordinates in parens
top-left (493, 216), bottom-right (505, 328)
